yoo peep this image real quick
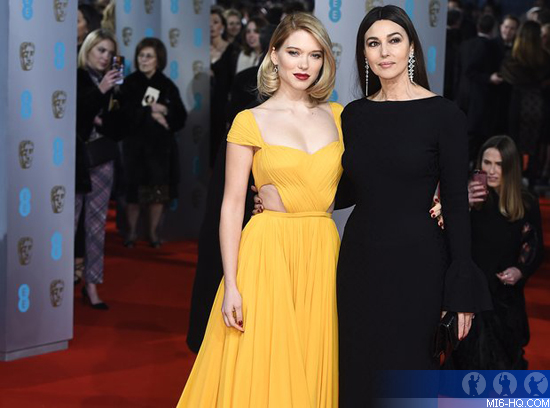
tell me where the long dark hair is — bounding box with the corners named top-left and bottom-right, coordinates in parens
top-left (476, 135), bottom-right (525, 221)
top-left (355, 5), bottom-right (430, 97)
top-left (513, 21), bottom-right (547, 69)
top-left (242, 17), bottom-right (269, 56)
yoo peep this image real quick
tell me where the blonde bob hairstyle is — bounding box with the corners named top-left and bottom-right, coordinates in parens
top-left (78, 28), bottom-right (118, 70)
top-left (257, 12), bottom-right (336, 104)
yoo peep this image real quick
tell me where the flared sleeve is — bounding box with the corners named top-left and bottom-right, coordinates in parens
top-left (438, 104), bottom-right (492, 312)
top-left (226, 110), bottom-right (261, 148)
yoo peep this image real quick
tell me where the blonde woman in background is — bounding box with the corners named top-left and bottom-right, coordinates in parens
top-left (223, 8), bottom-right (243, 44)
top-left (76, 29), bottom-right (122, 310)
top-left (101, 0), bottom-right (116, 33)
top-left (178, 13), bottom-right (341, 407)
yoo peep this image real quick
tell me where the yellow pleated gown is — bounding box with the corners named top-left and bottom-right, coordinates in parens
top-left (177, 102), bottom-right (344, 408)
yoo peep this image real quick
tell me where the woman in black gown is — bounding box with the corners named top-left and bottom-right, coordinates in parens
top-left (336, 6), bottom-right (492, 405)
top-left (119, 38), bottom-right (187, 247)
top-left (452, 136), bottom-right (543, 370)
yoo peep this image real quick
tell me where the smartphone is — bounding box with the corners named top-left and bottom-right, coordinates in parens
top-left (472, 169), bottom-right (487, 188)
top-left (111, 56), bottom-right (125, 85)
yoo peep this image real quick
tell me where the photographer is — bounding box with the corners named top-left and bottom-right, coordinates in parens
top-left (76, 29), bottom-right (124, 310)
top-left (452, 136), bottom-right (543, 369)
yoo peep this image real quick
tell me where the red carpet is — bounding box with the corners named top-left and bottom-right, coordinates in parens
top-left (1, 203), bottom-right (550, 407)
top-left (0, 210), bottom-right (197, 408)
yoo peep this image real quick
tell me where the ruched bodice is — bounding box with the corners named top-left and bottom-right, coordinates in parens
top-left (227, 103), bottom-right (344, 213)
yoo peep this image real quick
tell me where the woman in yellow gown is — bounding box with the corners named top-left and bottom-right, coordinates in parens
top-left (177, 13), bottom-right (342, 407)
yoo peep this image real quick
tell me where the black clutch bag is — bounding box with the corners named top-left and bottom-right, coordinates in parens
top-left (433, 311), bottom-right (460, 361)
top-left (85, 136), bottom-right (118, 168)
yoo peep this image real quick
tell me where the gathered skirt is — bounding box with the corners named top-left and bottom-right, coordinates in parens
top-left (178, 210), bottom-right (340, 407)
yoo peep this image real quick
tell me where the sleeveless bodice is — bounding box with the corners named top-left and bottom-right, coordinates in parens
top-left (227, 103), bottom-right (344, 213)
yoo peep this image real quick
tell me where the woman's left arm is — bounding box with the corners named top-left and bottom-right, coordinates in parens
top-left (518, 197), bottom-right (544, 280)
top-left (498, 199), bottom-right (544, 286)
top-left (438, 104), bottom-right (492, 338)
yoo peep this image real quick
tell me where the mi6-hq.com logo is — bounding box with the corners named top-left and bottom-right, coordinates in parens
top-left (462, 372), bottom-right (548, 398)
top-left (462, 372), bottom-right (487, 397)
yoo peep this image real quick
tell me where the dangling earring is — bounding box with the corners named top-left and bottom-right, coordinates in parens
top-left (408, 51), bottom-right (415, 84)
top-left (365, 58), bottom-right (369, 96)
top-left (274, 64), bottom-right (279, 75)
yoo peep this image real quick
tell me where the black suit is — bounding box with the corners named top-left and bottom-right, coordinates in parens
top-left (444, 28), bottom-right (462, 99)
top-left (455, 35), bottom-right (502, 158)
top-left (491, 37), bottom-right (514, 135)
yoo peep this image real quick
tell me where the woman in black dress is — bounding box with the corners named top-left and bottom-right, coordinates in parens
top-left (500, 21), bottom-right (550, 182)
top-left (336, 6), bottom-right (492, 405)
top-left (452, 136), bottom-right (543, 370)
top-left (119, 38), bottom-right (186, 247)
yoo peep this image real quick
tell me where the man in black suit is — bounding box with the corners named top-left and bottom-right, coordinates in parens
top-left (444, 8), bottom-right (463, 99)
top-left (455, 14), bottom-right (503, 160)
top-left (491, 15), bottom-right (520, 135)
top-left (495, 15), bottom-right (519, 60)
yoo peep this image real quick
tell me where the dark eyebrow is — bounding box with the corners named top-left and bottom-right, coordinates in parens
top-left (366, 32), bottom-right (404, 41)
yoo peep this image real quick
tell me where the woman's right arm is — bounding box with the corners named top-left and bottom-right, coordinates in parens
top-left (334, 170), bottom-right (356, 209)
top-left (77, 69), bottom-right (119, 135)
top-left (219, 142), bottom-right (254, 332)
top-left (77, 69), bottom-right (109, 131)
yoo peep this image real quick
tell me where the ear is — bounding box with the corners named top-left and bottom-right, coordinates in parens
top-left (270, 47), bottom-right (278, 66)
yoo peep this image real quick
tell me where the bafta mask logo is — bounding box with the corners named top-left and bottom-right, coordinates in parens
top-left (193, 0), bottom-right (203, 14)
top-left (429, 0), bottom-right (441, 27)
top-left (144, 0), bottom-right (154, 14)
top-left (169, 28), bottom-right (180, 48)
top-left (192, 126), bottom-right (203, 144)
top-left (50, 279), bottom-right (65, 307)
top-left (53, 0), bottom-right (69, 22)
top-left (192, 60), bottom-right (204, 77)
top-left (19, 42), bottom-right (35, 71)
top-left (52, 90), bottom-right (67, 119)
top-left (50, 186), bottom-right (66, 214)
top-left (365, 0), bottom-right (384, 13)
top-left (18, 140), bottom-right (34, 169)
top-left (18, 237), bottom-right (33, 266)
top-left (122, 27), bottom-right (133, 47)
top-left (332, 43), bottom-right (343, 70)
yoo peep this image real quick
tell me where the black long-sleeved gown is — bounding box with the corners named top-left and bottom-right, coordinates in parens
top-left (336, 96), bottom-right (492, 406)
top-left (451, 189), bottom-right (543, 370)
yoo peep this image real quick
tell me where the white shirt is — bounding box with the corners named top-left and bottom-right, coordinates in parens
top-left (236, 51), bottom-right (260, 74)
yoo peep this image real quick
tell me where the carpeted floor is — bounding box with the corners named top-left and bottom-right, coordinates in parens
top-left (1, 202), bottom-right (549, 408)
top-left (0, 211), bottom-right (197, 408)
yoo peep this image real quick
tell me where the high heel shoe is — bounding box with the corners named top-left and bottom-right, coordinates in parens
top-left (81, 286), bottom-right (109, 310)
top-left (123, 235), bottom-right (137, 248)
top-left (123, 239), bottom-right (136, 248)
top-left (150, 240), bottom-right (161, 249)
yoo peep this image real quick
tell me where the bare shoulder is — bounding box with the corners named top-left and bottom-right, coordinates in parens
top-left (249, 100), bottom-right (275, 119)
top-left (316, 102), bottom-right (333, 116)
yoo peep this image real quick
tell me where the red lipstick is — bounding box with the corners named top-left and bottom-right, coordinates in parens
top-left (294, 73), bottom-right (310, 80)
